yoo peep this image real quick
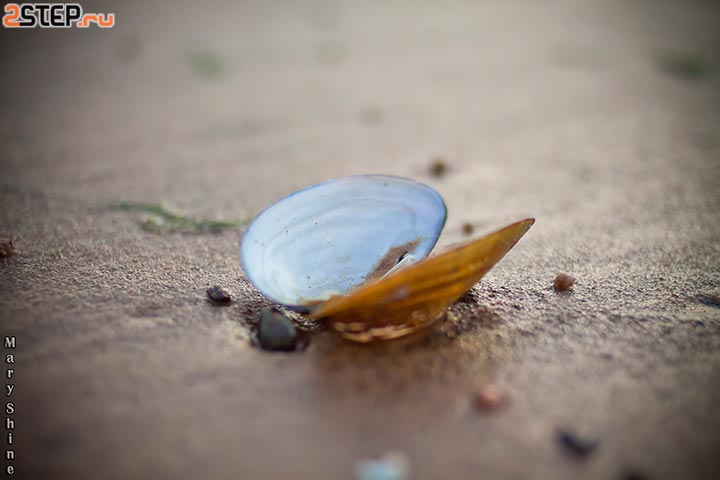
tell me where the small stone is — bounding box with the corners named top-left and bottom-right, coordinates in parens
top-left (206, 285), bottom-right (232, 304)
top-left (358, 107), bottom-right (383, 125)
top-left (472, 385), bottom-right (506, 412)
top-left (256, 308), bottom-right (298, 351)
top-left (553, 273), bottom-right (575, 291)
top-left (556, 429), bottom-right (598, 458)
top-left (622, 469), bottom-right (651, 480)
top-left (462, 223), bottom-right (474, 236)
top-left (697, 294), bottom-right (720, 308)
top-left (429, 157), bottom-right (448, 178)
top-left (0, 241), bottom-right (14, 258)
top-left (116, 35), bottom-right (142, 63)
top-left (356, 452), bottom-right (408, 480)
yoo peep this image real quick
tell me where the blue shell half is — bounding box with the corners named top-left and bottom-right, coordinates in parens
top-left (240, 175), bottom-right (447, 310)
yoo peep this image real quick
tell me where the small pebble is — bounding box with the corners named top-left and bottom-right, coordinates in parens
top-left (697, 294), bottom-right (720, 308)
top-left (553, 273), bottom-right (575, 291)
top-left (462, 223), bottom-right (474, 236)
top-left (472, 385), bottom-right (507, 412)
top-left (359, 107), bottom-right (383, 125)
top-left (116, 35), bottom-right (142, 63)
top-left (622, 469), bottom-right (651, 480)
top-left (206, 285), bottom-right (232, 304)
top-left (0, 241), bottom-right (14, 258)
top-left (356, 452), bottom-right (408, 480)
top-left (256, 308), bottom-right (298, 351)
top-left (429, 157), bottom-right (448, 178)
top-left (556, 429), bottom-right (598, 458)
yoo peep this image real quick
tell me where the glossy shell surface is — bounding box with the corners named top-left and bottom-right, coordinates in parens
top-left (240, 175), bottom-right (447, 308)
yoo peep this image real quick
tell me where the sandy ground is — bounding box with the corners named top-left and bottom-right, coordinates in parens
top-left (1, 0), bottom-right (719, 479)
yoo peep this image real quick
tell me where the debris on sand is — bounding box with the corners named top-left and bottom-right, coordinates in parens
top-left (657, 51), bottom-right (711, 81)
top-left (358, 107), bottom-right (383, 125)
top-left (462, 223), bottom-right (474, 236)
top-left (556, 429), bottom-right (598, 458)
top-left (0, 241), bottom-right (15, 258)
top-left (255, 308), bottom-right (298, 352)
top-left (472, 385), bottom-right (507, 412)
top-left (429, 157), bottom-right (448, 178)
top-left (116, 35), bottom-right (142, 63)
top-left (112, 201), bottom-right (244, 234)
top-left (185, 49), bottom-right (224, 79)
top-left (553, 273), bottom-right (575, 292)
top-left (206, 285), bottom-right (232, 305)
top-left (622, 469), bottom-right (651, 480)
top-left (356, 452), bottom-right (409, 480)
top-left (697, 294), bottom-right (720, 308)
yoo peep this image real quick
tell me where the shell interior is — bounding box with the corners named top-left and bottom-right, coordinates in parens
top-left (240, 175), bottom-right (447, 308)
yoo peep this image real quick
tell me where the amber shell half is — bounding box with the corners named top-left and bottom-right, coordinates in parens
top-left (310, 218), bottom-right (535, 342)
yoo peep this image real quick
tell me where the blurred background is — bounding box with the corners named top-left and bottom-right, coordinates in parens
top-left (1, 1), bottom-right (719, 479)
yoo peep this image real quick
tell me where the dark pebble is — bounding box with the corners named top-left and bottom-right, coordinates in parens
top-left (206, 285), bottom-right (232, 304)
top-left (256, 308), bottom-right (298, 351)
top-left (697, 294), bottom-right (720, 308)
top-left (556, 429), bottom-right (598, 458)
top-left (429, 157), bottom-right (448, 178)
top-left (622, 469), bottom-right (651, 480)
top-left (0, 240), bottom-right (15, 258)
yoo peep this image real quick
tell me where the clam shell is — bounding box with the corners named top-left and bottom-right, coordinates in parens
top-left (310, 218), bottom-right (535, 342)
top-left (240, 175), bottom-right (447, 309)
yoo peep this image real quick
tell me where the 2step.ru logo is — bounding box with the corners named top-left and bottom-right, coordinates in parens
top-left (3, 3), bottom-right (115, 28)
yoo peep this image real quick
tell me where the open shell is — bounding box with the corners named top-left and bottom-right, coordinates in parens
top-left (241, 175), bottom-right (447, 309)
top-left (240, 175), bottom-right (533, 341)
